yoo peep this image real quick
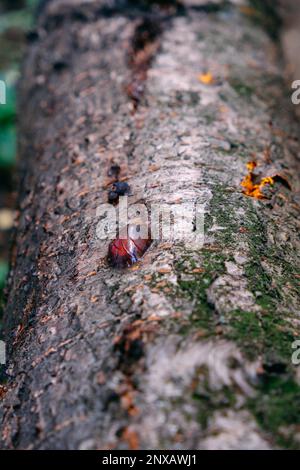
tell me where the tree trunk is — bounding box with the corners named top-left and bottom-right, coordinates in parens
top-left (1, 0), bottom-right (300, 450)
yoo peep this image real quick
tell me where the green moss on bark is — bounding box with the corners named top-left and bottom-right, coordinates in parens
top-left (175, 245), bottom-right (229, 335)
top-left (225, 309), bottom-right (294, 363)
top-left (249, 375), bottom-right (300, 448)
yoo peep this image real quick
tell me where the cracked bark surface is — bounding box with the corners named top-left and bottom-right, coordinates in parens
top-left (0, 0), bottom-right (300, 450)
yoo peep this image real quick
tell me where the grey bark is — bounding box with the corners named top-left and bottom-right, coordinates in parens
top-left (0, 0), bottom-right (300, 449)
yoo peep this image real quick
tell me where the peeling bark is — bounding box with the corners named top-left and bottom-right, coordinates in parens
top-left (0, 0), bottom-right (300, 450)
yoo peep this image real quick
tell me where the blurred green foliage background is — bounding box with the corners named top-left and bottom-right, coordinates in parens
top-left (0, 0), bottom-right (38, 313)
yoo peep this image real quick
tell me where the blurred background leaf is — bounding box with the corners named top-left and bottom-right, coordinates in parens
top-left (0, 84), bottom-right (16, 125)
top-left (0, 0), bottom-right (38, 318)
top-left (0, 125), bottom-right (16, 168)
top-left (0, 83), bottom-right (16, 168)
top-left (0, 9), bottom-right (33, 34)
top-left (0, 261), bottom-right (8, 292)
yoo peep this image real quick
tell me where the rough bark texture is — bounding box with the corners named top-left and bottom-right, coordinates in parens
top-left (1, 0), bottom-right (300, 450)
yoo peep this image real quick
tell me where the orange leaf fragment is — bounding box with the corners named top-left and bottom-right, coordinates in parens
top-left (198, 72), bottom-right (214, 85)
top-left (246, 161), bottom-right (257, 171)
top-left (241, 162), bottom-right (274, 199)
top-left (157, 267), bottom-right (172, 274)
top-left (191, 267), bottom-right (205, 273)
top-left (86, 270), bottom-right (97, 278)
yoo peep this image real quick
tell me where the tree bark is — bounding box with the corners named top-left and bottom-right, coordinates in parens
top-left (1, 0), bottom-right (300, 450)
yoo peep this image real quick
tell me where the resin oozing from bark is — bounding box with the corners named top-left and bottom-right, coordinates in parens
top-left (108, 224), bottom-right (151, 268)
top-left (126, 17), bottom-right (162, 109)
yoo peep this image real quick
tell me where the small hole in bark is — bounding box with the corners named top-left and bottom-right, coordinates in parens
top-left (53, 60), bottom-right (68, 71)
top-left (26, 30), bottom-right (39, 43)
